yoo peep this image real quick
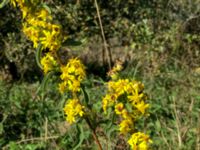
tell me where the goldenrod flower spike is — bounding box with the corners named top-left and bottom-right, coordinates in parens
top-left (59, 58), bottom-right (86, 94)
top-left (63, 99), bottom-right (85, 124)
top-left (102, 94), bottom-right (118, 113)
top-left (41, 53), bottom-right (57, 74)
top-left (108, 60), bottom-right (123, 80)
top-left (128, 132), bottom-right (153, 150)
top-left (119, 119), bottom-right (133, 134)
top-left (10, 0), bottom-right (64, 74)
top-left (103, 65), bottom-right (152, 147)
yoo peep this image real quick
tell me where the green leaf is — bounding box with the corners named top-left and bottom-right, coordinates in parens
top-left (107, 125), bottom-right (118, 149)
top-left (155, 119), bottom-right (161, 132)
top-left (9, 142), bottom-right (19, 150)
top-left (25, 144), bottom-right (36, 150)
top-left (81, 85), bottom-right (90, 108)
top-left (73, 124), bottom-right (85, 150)
top-left (0, 0), bottom-right (9, 9)
top-left (37, 71), bottom-right (54, 96)
top-left (35, 44), bottom-right (43, 69)
top-left (62, 38), bottom-right (83, 47)
top-left (41, 71), bottom-right (54, 92)
top-left (0, 123), bottom-right (3, 134)
top-left (102, 113), bottom-right (117, 139)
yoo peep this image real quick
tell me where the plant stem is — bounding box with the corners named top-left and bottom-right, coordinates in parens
top-left (85, 116), bottom-right (103, 150)
top-left (94, 0), bottom-right (112, 70)
top-left (53, 50), bottom-right (63, 66)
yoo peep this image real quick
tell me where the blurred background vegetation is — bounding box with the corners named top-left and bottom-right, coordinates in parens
top-left (0, 0), bottom-right (200, 149)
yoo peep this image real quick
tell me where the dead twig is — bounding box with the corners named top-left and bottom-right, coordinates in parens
top-left (2, 135), bottom-right (59, 150)
top-left (94, 0), bottom-right (112, 70)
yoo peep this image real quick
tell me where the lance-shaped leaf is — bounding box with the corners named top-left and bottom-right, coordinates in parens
top-left (0, 0), bottom-right (9, 9)
top-left (35, 43), bottom-right (43, 69)
top-left (81, 84), bottom-right (91, 109)
top-left (36, 71), bottom-right (54, 96)
top-left (73, 124), bottom-right (85, 150)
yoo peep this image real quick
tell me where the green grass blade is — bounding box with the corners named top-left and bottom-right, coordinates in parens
top-left (0, 0), bottom-right (9, 9)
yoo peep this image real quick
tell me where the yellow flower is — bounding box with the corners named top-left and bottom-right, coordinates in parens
top-left (41, 53), bottom-right (57, 74)
top-left (108, 79), bottom-right (129, 96)
top-left (40, 30), bottom-right (55, 49)
top-left (134, 101), bottom-right (149, 114)
top-left (115, 103), bottom-right (124, 115)
top-left (102, 97), bottom-right (108, 113)
top-left (39, 26), bottom-right (62, 51)
top-left (10, 0), bottom-right (16, 7)
top-left (58, 82), bottom-right (66, 94)
top-left (119, 119), bottom-right (133, 134)
top-left (10, 0), bottom-right (25, 7)
top-left (22, 24), bottom-right (40, 48)
top-left (102, 94), bottom-right (118, 113)
top-left (52, 24), bottom-right (61, 33)
top-left (121, 109), bottom-right (130, 119)
top-left (127, 93), bottom-right (140, 104)
top-left (107, 60), bottom-right (123, 80)
top-left (128, 132), bottom-right (152, 150)
top-left (68, 80), bottom-right (81, 93)
top-left (59, 58), bottom-right (86, 94)
top-left (75, 103), bottom-right (84, 117)
top-left (37, 9), bottom-right (52, 21)
top-left (63, 99), bottom-right (85, 124)
top-left (21, 6), bottom-right (29, 19)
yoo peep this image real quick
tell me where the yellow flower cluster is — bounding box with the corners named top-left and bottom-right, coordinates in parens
top-left (10, 0), bottom-right (40, 18)
top-left (11, 0), bottom-right (63, 50)
top-left (61, 58), bottom-right (86, 124)
top-left (10, 0), bottom-right (63, 74)
top-left (102, 70), bottom-right (152, 149)
top-left (41, 53), bottom-right (57, 74)
top-left (63, 99), bottom-right (85, 124)
top-left (11, 0), bottom-right (86, 126)
top-left (107, 60), bottom-right (123, 80)
top-left (25, 13), bottom-right (63, 50)
top-left (103, 79), bottom-right (148, 116)
top-left (128, 132), bottom-right (152, 150)
top-left (102, 79), bottom-right (149, 134)
top-left (59, 58), bottom-right (86, 94)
